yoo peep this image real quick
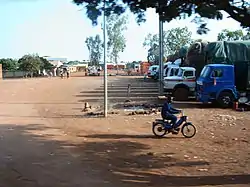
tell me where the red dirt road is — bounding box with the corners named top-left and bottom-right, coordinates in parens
top-left (0, 75), bottom-right (249, 187)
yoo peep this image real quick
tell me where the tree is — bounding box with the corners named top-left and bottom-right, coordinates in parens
top-left (85, 34), bottom-right (103, 66)
top-left (106, 14), bottom-right (128, 64)
top-left (143, 34), bottom-right (159, 64)
top-left (39, 57), bottom-right (54, 70)
top-left (0, 58), bottom-right (18, 71)
top-left (165, 27), bottom-right (193, 55)
top-left (73, 0), bottom-right (250, 34)
top-left (143, 27), bottom-right (193, 64)
top-left (217, 29), bottom-right (250, 41)
top-left (147, 43), bottom-right (159, 64)
top-left (18, 54), bottom-right (42, 73)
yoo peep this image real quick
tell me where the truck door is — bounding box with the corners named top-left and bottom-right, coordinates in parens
top-left (183, 70), bottom-right (196, 92)
top-left (209, 69), bottom-right (224, 97)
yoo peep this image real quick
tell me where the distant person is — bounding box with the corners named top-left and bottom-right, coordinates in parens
top-left (60, 69), bottom-right (63, 79)
top-left (66, 70), bottom-right (70, 78)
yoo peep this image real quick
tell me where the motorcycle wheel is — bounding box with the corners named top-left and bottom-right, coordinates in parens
top-left (181, 122), bottom-right (196, 138)
top-left (152, 122), bottom-right (167, 137)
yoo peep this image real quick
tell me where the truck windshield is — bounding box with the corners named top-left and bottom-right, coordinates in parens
top-left (177, 68), bottom-right (183, 77)
top-left (164, 67), bottom-right (169, 76)
top-left (200, 66), bottom-right (211, 78)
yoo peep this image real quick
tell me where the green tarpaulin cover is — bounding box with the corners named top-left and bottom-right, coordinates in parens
top-left (204, 41), bottom-right (250, 64)
top-left (178, 46), bottom-right (188, 58)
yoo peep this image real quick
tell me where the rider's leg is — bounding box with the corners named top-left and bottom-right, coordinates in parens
top-left (166, 114), bottom-right (178, 132)
top-left (168, 114), bottom-right (177, 127)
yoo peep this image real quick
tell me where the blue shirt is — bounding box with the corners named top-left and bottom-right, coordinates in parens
top-left (161, 102), bottom-right (180, 118)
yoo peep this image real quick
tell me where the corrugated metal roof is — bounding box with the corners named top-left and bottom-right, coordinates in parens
top-left (46, 57), bottom-right (67, 62)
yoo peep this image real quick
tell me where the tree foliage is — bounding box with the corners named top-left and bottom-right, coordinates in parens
top-left (106, 14), bottom-right (128, 64)
top-left (0, 58), bottom-right (18, 71)
top-left (39, 57), bottom-right (54, 70)
top-left (73, 0), bottom-right (250, 34)
top-left (143, 27), bottom-right (193, 64)
top-left (85, 34), bottom-right (103, 66)
top-left (18, 54), bottom-right (42, 72)
top-left (217, 29), bottom-right (250, 41)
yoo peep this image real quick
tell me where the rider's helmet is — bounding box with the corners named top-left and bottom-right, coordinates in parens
top-left (167, 96), bottom-right (172, 103)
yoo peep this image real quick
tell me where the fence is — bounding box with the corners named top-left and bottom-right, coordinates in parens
top-left (2, 71), bottom-right (34, 79)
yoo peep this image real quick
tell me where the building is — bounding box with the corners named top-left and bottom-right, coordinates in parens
top-left (44, 57), bottom-right (67, 76)
top-left (45, 57), bottom-right (67, 67)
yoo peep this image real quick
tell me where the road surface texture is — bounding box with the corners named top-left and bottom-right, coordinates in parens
top-left (0, 74), bottom-right (249, 187)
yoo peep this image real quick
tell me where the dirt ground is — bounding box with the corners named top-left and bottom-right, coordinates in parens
top-left (0, 74), bottom-right (249, 187)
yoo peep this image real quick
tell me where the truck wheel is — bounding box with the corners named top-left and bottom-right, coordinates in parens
top-left (173, 88), bottom-right (189, 101)
top-left (217, 92), bottom-right (234, 108)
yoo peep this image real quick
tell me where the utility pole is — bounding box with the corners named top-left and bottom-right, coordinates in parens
top-left (103, 0), bottom-right (108, 117)
top-left (158, 14), bottom-right (164, 96)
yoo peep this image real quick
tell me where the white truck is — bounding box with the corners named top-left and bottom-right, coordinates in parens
top-left (148, 64), bottom-right (180, 80)
top-left (164, 64), bottom-right (180, 77)
top-left (147, 65), bottom-right (159, 80)
top-left (87, 66), bottom-right (100, 76)
top-left (163, 67), bottom-right (196, 101)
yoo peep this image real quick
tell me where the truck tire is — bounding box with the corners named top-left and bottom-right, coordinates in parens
top-left (217, 92), bottom-right (234, 108)
top-left (173, 87), bottom-right (189, 101)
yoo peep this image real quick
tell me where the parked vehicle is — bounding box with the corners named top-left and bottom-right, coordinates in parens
top-left (163, 64), bottom-right (180, 77)
top-left (196, 41), bottom-right (250, 108)
top-left (163, 67), bottom-right (196, 101)
top-left (148, 63), bottom-right (178, 80)
top-left (87, 66), bottom-right (100, 76)
top-left (197, 63), bottom-right (250, 108)
top-left (152, 111), bottom-right (196, 138)
top-left (147, 65), bottom-right (159, 80)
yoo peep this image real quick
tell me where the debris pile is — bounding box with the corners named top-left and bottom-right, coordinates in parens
top-left (86, 111), bottom-right (119, 117)
top-left (128, 107), bottom-right (161, 116)
top-left (213, 114), bottom-right (237, 121)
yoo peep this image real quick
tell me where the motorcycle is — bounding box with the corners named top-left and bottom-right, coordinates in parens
top-left (152, 111), bottom-right (196, 138)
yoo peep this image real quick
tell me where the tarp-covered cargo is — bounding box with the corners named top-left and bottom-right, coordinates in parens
top-left (205, 41), bottom-right (250, 91)
top-left (205, 41), bottom-right (250, 64)
top-left (186, 41), bottom-right (208, 77)
top-left (178, 46), bottom-right (188, 58)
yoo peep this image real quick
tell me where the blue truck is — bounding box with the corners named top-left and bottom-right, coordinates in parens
top-left (196, 41), bottom-right (250, 108)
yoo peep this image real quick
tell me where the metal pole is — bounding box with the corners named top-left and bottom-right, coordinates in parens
top-left (158, 14), bottom-right (164, 95)
top-left (103, 0), bottom-right (108, 117)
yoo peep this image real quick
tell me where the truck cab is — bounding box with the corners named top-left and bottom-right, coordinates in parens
top-left (196, 64), bottom-right (239, 107)
top-left (163, 67), bottom-right (196, 101)
top-left (163, 65), bottom-right (180, 77)
top-left (147, 65), bottom-right (159, 79)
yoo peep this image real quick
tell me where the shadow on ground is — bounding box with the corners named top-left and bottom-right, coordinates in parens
top-left (0, 123), bottom-right (249, 187)
top-left (82, 133), bottom-right (184, 139)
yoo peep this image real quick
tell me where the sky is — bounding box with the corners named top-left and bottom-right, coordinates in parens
top-left (0, 0), bottom-right (243, 62)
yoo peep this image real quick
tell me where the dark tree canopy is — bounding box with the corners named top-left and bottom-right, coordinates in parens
top-left (73, 0), bottom-right (250, 34)
top-left (0, 58), bottom-right (18, 71)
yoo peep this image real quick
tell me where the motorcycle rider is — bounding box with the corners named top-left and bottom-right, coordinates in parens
top-left (161, 96), bottom-right (182, 133)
